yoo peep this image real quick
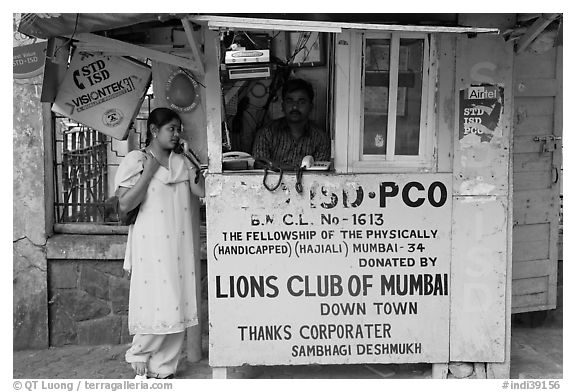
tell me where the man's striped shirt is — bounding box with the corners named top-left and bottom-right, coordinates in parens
top-left (252, 118), bottom-right (331, 169)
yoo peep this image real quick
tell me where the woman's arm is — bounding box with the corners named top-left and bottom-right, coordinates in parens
top-left (117, 152), bottom-right (159, 212)
top-left (180, 140), bottom-right (206, 198)
top-left (188, 167), bottom-right (205, 198)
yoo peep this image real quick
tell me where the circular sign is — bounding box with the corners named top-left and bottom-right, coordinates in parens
top-left (102, 109), bottom-right (124, 128)
top-left (13, 41), bottom-right (47, 79)
top-left (165, 68), bottom-right (200, 112)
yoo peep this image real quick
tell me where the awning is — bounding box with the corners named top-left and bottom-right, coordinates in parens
top-left (188, 15), bottom-right (500, 34)
top-left (17, 13), bottom-right (182, 39)
top-left (18, 13), bottom-right (500, 40)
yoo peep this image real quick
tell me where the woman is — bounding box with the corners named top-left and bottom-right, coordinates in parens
top-left (115, 107), bottom-right (205, 379)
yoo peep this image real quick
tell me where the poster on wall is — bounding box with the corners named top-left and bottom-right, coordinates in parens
top-left (206, 174), bottom-right (452, 366)
top-left (458, 84), bottom-right (504, 143)
top-left (457, 84), bottom-right (506, 195)
top-left (52, 51), bottom-right (151, 140)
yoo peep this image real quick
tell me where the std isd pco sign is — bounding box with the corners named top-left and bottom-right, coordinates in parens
top-left (13, 41), bottom-right (47, 79)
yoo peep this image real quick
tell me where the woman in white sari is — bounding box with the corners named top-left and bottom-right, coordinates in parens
top-left (115, 108), bottom-right (204, 379)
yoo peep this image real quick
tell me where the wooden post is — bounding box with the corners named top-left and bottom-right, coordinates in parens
top-left (451, 14), bottom-right (515, 378)
top-left (73, 33), bottom-right (202, 73)
top-left (181, 17), bottom-right (205, 75)
top-left (515, 14), bottom-right (560, 54)
top-left (432, 363), bottom-right (449, 379)
top-left (42, 37), bottom-right (70, 234)
top-left (487, 39), bottom-right (515, 379)
top-left (474, 362), bottom-right (487, 379)
top-left (203, 27), bottom-right (223, 173)
top-left (42, 103), bottom-right (55, 237)
top-left (184, 26), bottom-right (213, 363)
top-left (333, 29), bottom-right (351, 173)
top-left (437, 35), bottom-right (456, 173)
top-left (212, 367), bottom-right (228, 379)
top-left (186, 193), bottom-right (203, 362)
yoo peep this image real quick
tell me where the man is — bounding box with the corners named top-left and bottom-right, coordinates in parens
top-left (252, 78), bottom-right (331, 169)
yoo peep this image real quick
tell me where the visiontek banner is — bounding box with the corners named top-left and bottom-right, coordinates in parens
top-left (206, 174), bottom-right (452, 366)
top-left (52, 51), bottom-right (151, 140)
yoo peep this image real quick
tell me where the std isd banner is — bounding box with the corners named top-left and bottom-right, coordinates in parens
top-left (52, 51), bottom-right (151, 140)
top-left (13, 41), bottom-right (47, 79)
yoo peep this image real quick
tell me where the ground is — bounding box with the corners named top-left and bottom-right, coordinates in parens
top-left (13, 308), bottom-right (562, 379)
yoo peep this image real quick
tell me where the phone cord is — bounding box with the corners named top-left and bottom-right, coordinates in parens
top-left (263, 166), bottom-right (283, 192)
top-left (183, 152), bottom-right (201, 184)
top-left (295, 167), bottom-right (305, 194)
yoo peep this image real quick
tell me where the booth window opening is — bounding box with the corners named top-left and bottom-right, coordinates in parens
top-left (52, 94), bottom-right (153, 225)
top-left (357, 32), bottom-right (432, 167)
top-left (219, 29), bottom-right (333, 169)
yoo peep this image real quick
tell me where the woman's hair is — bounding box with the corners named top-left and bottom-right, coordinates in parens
top-left (145, 107), bottom-right (181, 146)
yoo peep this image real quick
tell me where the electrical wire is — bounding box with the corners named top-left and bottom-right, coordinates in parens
top-left (244, 110), bottom-right (258, 128)
top-left (53, 13), bottom-right (79, 58)
top-left (289, 32), bottom-right (312, 64)
top-left (242, 31), bottom-right (257, 48)
top-left (180, 67), bottom-right (206, 89)
top-left (299, 33), bottom-right (320, 64)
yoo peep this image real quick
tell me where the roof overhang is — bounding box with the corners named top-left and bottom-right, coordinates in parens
top-left (188, 15), bottom-right (500, 34)
top-left (18, 13), bottom-right (500, 40)
top-left (17, 13), bottom-right (182, 40)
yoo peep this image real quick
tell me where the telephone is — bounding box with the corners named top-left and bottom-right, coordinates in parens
top-left (222, 151), bottom-right (252, 160)
top-left (174, 139), bottom-right (202, 183)
top-left (301, 155), bottom-right (314, 169)
top-left (300, 155), bottom-right (331, 171)
top-left (222, 151), bottom-right (254, 170)
top-left (295, 156), bottom-right (331, 194)
top-left (173, 142), bottom-right (184, 154)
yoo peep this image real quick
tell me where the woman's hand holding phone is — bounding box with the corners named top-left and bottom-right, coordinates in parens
top-left (178, 139), bottom-right (190, 155)
top-left (179, 139), bottom-right (202, 168)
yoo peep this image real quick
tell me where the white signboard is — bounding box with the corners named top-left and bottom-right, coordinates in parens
top-left (206, 174), bottom-right (452, 366)
top-left (52, 51), bottom-right (151, 140)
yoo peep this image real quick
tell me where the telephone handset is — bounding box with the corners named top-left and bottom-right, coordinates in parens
top-left (295, 155), bottom-right (314, 194)
top-left (223, 151), bottom-right (252, 160)
top-left (301, 155), bottom-right (314, 169)
top-left (173, 139), bottom-right (202, 183)
top-left (173, 142), bottom-right (184, 154)
top-left (295, 155), bottom-right (331, 193)
top-left (301, 155), bottom-right (331, 171)
top-left (253, 157), bottom-right (277, 170)
top-left (174, 139), bottom-right (200, 158)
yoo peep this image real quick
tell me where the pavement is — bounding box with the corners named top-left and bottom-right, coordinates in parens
top-left (509, 310), bottom-right (563, 379)
top-left (13, 307), bottom-right (562, 379)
